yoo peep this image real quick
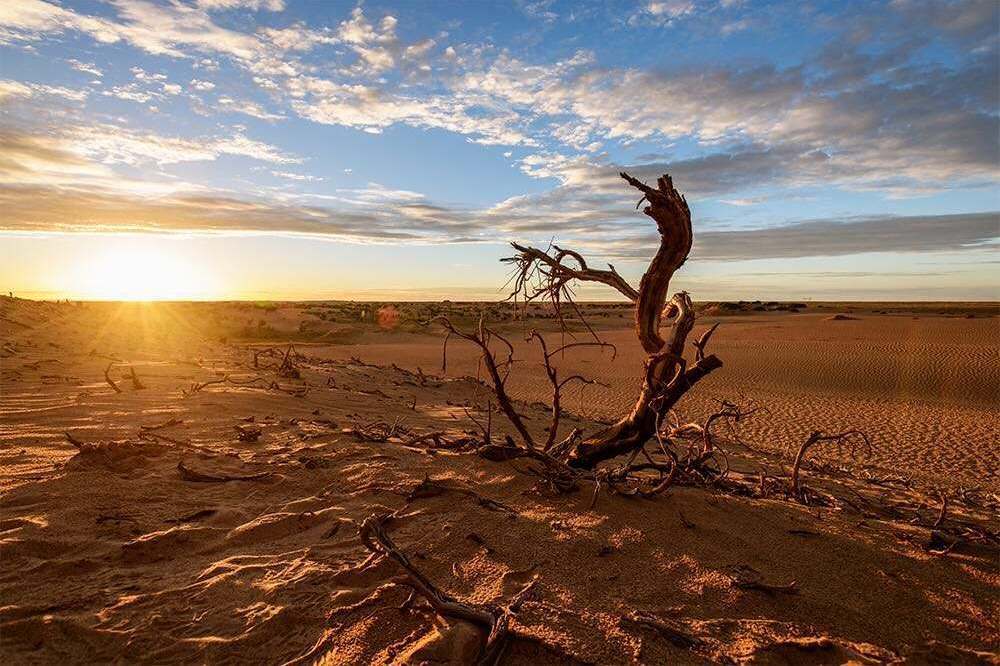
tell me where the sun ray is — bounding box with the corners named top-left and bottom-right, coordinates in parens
top-left (69, 239), bottom-right (218, 301)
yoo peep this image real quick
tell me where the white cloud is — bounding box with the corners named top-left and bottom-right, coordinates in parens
top-left (130, 66), bottom-right (166, 82)
top-left (103, 85), bottom-right (154, 103)
top-left (217, 95), bottom-right (285, 121)
top-left (197, 0), bottom-right (286, 11)
top-left (46, 124), bottom-right (300, 166)
top-left (190, 79), bottom-right (216, 91)
top-left (271, 170), bottom-right (322, 181)
top-left (259, 23), bottom-right (337, 51)
top-left (0, 0), bottom-right (122, 45)
top-left (0, 79), bottom-right (88, 102)
top-left (646, 1), bottom-right (694, 19)
top-left (67, 59), bottom-right (103, 77)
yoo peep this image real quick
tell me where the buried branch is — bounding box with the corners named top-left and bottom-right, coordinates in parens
top-left (359, 514), bottom-right (538, 665)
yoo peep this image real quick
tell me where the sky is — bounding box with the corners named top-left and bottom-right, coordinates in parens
top-left (0, 0), bottom-right (997, 301)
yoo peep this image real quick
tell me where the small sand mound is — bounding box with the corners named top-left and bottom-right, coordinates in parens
top-left (825, 313), bottom-right (859, 321)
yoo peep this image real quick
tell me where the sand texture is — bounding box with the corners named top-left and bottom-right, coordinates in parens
top-left (1, 298), bottom-right (997, 664)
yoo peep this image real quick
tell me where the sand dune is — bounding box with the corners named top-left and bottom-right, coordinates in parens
top-left (1, 298), bottom-right (997, 663)
top-left (317, 313), bottom-right (999, 489)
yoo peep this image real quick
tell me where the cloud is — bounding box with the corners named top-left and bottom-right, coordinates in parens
top-left (0, 187), bottom-right (417, 239)
top-left (628, 0), bottom-right (696, 26)
top-left (0, 79), bottom-right (88, 103)
top-left (217, 96), bottom-right (285, 121)
top-left (6, 1), bottom-right (990, 188)
top-left (517, 0), bottom-right (558, 23)
top-left (2, 1), bottom-right (996, 187)
top-left (271, 170), bottom-right (322, 182)
top-left (197, 0), bottom-right (286, 12)
top-left (0, 125), bottom-right (298, 178)
top-left (0, 129), bottom-right (193, 195)
top-left (646, 1), bottom-right (695, 19)
top-left (287, 77), bottom-right (535, 145)
top-left (0, 0), bottom-right (122, 46)
top-left (0, 127), bottom-right (995, 262)
top-left (694, 212), bottom-right (1000, 260)
top-left (258, 23), bottom-right (337, 51)
top-left (66, 59), bottom-right (103, 77)
top-left (190, 79), bottom-right (216, 91)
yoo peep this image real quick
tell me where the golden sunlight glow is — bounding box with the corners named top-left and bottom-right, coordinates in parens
top-left (70, 239), bottom-right (219, 301)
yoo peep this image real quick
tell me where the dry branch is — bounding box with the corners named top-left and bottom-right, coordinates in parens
top-left (128, 366), bottom-right (145, 390)
top-left (528, 331), bottom-right (614, 451)
top-left (359, 514), bottom-right (538, 664)
top-left (103, 362), bottom-right (122, 393)
top-left (622, 611), bottom-right (702, 650)
top-left (790, 430), bottom-right (871, 498)
top-left (181, 375), bottom-right (227, 397)
top-left (430, 315), bottom-right (536, 450)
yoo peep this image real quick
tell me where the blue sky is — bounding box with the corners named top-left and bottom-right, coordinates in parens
top-left (0, 0), bottom-right (997, 300)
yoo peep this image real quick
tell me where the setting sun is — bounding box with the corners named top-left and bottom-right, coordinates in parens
top-left (71, 240), bottom-right (217, 301)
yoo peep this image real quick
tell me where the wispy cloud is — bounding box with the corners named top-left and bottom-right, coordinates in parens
top-left (0, 126), bottom-right (995, 261)
top-left (0, 79), bottom-right (88, 102)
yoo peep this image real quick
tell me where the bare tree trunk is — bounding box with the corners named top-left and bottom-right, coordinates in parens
top-left (506, 172), bottom-right (723, 470)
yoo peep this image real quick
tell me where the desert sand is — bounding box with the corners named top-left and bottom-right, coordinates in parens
top-left (1, 297), bottom-right (997, 664)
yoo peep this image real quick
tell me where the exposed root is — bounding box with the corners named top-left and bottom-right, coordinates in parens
top-left (407, 476), bottom-right (519, 516)
top-left (181, 375), bottom-right (227, 397)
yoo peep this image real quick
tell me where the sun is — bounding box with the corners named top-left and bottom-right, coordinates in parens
top-left (73, 239), bottom-right (217, 301)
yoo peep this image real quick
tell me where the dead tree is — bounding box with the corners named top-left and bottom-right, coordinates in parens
top-left (504, 172), bottom-right (722, 469)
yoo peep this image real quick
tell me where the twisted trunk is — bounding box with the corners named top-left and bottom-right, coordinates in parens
top-left (566, 174), bottom-right (721, 469)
